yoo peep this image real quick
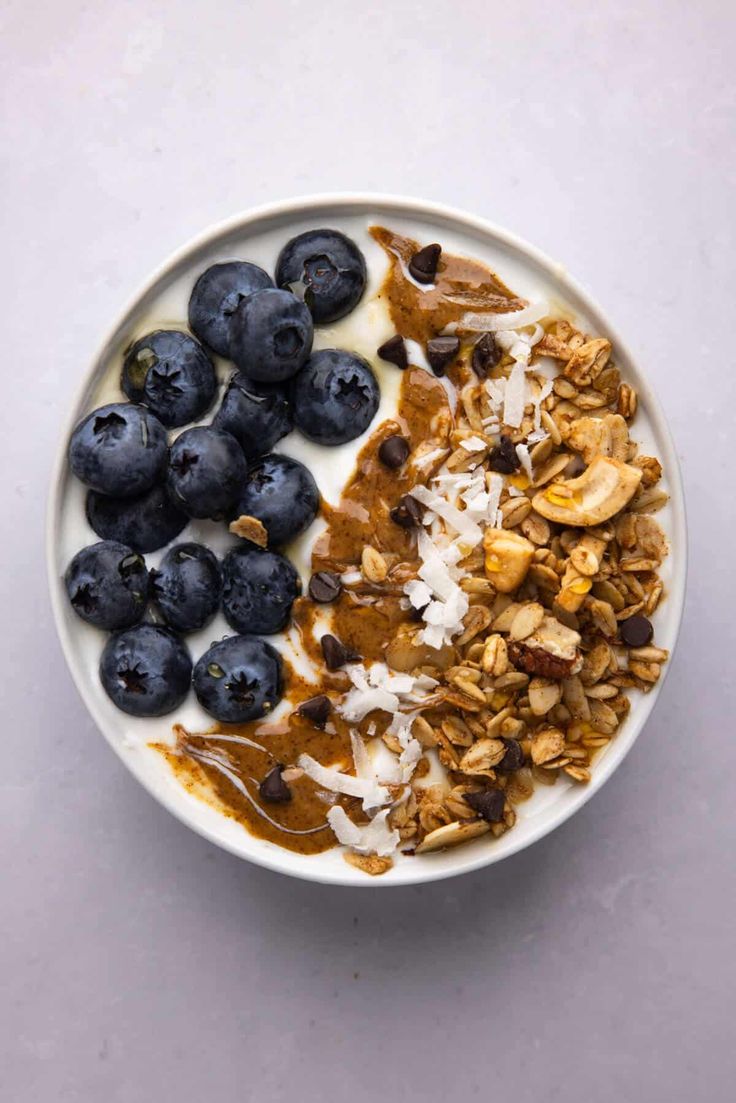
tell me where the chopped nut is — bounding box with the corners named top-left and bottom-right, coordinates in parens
top-left (361, 545), bottom-right (388, 582)
top-left (229, 514), bottom-right (268, 547)
top-left (484, 529), bottom-right (535, 592)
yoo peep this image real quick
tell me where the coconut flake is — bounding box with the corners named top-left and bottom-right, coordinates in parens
top-left (298, 753), bottom-right (390, 809)
top-left (327, 806), bottom-right (399, 856)
top-left (503, 360), bottom-right (528, 428)
top-left (340, 662), bottom-right (436, 724)
top-left (516, 442), bottom-right (533, 481)
top-left (405, 579), bottom-right (432, 609)
top-left (486, 472), bottom-right (504, 526)
top-left (413, 447), bottom-right (446, 470)
top-left (340, 569), bottom-right (362, 585)
top-left (530, 378), bottom-right (554, 431)
top-left (349, 728), bottom-right (373, 781)
top-left (459, 435), bottom-right (488, 452)
top-left (460, 301), bottom-right (549, 332)
top-left (410, 483), bottom-right (482, 545)
top-left (416, 529), bottom-right (462, 601)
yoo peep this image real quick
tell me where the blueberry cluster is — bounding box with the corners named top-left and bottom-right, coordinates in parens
top-left (65, 228), bottom-right (374, 723)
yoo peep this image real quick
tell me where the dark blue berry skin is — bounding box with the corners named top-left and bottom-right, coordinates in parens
top-left (86, 482), bottom-right (187, 553)
top-left (188, 261), bottom-right (273, 358)
top-left (193, 635), bottom-right (282, 723)
top-left (100, 625), bottom-right (192, 717)
top-left (167, 427), bottom-right (247, 520)
top-left (65, 541), bottom-right (148, 630)
top-left (121, 330), bottom-right (216, 428)
top-left (291, 349), bottom-right (380, 445)
top-left (150, 543), bottom-right (222, 633)
top-left (222, 544), bottom-right (301, 635)
top-left (235, 454), bottom-right (319, 547)
top-left (275, 229), bottom-right (367, 324)
top-left (230, 288), bottom-right (313, 383)
top-left (69, 403), bottom-right (167, 498)
top-left (212, 374), bottom-right (292, 459)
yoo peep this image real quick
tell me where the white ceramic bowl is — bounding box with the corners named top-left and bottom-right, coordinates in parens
top-left (47, 194), bottom-right (687, 887)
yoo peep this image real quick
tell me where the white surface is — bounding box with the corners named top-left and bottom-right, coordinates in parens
top-left (2, 0), bottom-right (734, 1099)
top-left (48, 195), bottom-right (686, 886)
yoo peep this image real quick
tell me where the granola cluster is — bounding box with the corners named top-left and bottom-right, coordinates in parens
top-left (342, 316), bottom-right (670, 871)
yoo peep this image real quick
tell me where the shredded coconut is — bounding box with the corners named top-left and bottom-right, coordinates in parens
top-left (503, 360), bottom-right (528, 428)
top-left (327, 806), bottom-right (399, 856)
top-left (460, 300), bottom-right (549, 331)
top-left (459, 435), bottom-right (488, 452)
top-left (516, 442), bottom-right (533, 481)
top-left (298, 753), bottom-right (389, 809)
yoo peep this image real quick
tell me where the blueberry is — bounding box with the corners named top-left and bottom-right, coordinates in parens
top-left (230, 288), bottom-right (313, 383)
top-left (212, 374), bottom-right (292, 459)
top-left (150, 543), bottom-right (222, 633)
top-left (100, 624), bottom-right (192, 717)
top-left (122, 330), bottom-right (216, 428)
top-left (193, 635), bottom-right (283, 723)
top-left (276, 229), bottom-right (366, 324)
top-left (65, 541), bottom-right (148, 630)
top-left (167, 427), bottom-right (247, 520)
top-left (291, 349), bottom-right (379, 445)
top-left (222, 544), bottom-right (301, 635)
top-left (188, 261), bottom-right (273, 357)
top-left (69, 403), bottom-right (167, 498)
top-left (235, 454), bottom-right (319, 546)
top-left (86, 482), bottom-right (187, 553)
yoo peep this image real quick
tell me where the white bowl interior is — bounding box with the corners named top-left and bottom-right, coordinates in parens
top-left (47, 195), bottom-right (686, 886)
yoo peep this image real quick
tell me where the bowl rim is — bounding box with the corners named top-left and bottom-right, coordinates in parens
top-left (46, 192), bottom-right (688, 887)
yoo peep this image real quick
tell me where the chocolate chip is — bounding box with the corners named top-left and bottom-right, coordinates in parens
top-left (378, 434), bottom-right (410, 469)
top-left (308, 570), bottom-right (342, 603)
top-left (495, 737), bottom-right (524, 773)
top-left (296, 694), bottom-right (332, 728)
top-left (320, 634), bottom-right (360, 671)
top-left (259, 765), bottom-right (292, 804)
top-left (377, 334), bottom-right (408, 370)
top-left (462, 788), bottom-right (505, 823)
top-left (426, 335), bottom-right (460, 376)
top-left (472, 332), bottom-right (501, 377)
top-left (488, 435), bottom-right (520, 474)
top-left (620, 614), bottom-right (654, 648)
top-left (409, 243), bottom-right (441, 284)
top-left (389, 493), bottom-right (424, 529)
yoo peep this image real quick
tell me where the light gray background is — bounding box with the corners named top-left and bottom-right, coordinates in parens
top-left (2, 1), bottom-right (734, 1100)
